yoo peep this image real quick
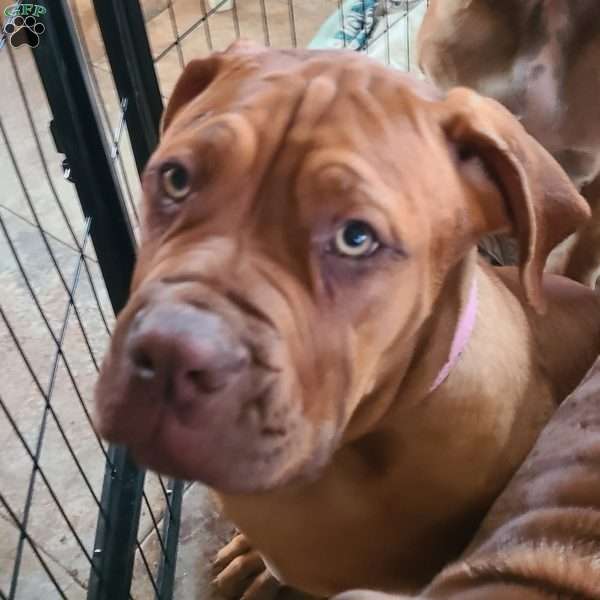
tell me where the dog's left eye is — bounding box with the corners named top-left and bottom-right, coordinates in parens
top-left (333, 220), bottom-right (380, 258)
top-left (161, 163), bottom-right (191, 200)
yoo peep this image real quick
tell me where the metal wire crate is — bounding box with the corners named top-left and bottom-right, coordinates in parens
top-left (0, 1), bottom-right (182, 598)
top-left (0, 1), bottom-right (427, 599)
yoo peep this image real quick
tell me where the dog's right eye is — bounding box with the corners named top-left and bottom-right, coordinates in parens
top-left (332, 220), bottom-right (380, 258)
top-left (161, 163), bottom-right (191, 201)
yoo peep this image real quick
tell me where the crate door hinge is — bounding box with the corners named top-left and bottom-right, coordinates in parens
top-left (49, 119), bottom-right (75, 183)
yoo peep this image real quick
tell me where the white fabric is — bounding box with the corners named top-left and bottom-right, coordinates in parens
top-left (309, 0), bottom-right (428, 75)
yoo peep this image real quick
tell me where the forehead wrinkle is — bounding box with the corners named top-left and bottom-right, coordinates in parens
top-left (368, 80), bottom-right (443, 184)
top-left (234, 59), bottom-right (437, 247)
top-left (242, 71), bottom-right (313, 225)
top-left (241, 66), bottom-right (364, 290)
top-left (286, 77), bottom-right (340, 149)
top-left (252, 59), bottom-right (373, 172)
top-left (310, 78), bottom-right (438, 198)
top-left (278, 68), bottom-right (440, 228)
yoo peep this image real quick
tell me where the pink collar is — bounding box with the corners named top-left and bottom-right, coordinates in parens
top-left (429, 278), bottom-right (478, 393)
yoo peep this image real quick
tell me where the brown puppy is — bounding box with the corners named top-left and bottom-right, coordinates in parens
top-left (418, 0), bottom-right (600, 287)
top-left (336, 355), bottom-right (600, 600)
top-left (94, 43), bottom-right (600, 597)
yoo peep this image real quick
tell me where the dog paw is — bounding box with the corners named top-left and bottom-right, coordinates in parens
top-left (212, 533), bottom-right (282, 600)
top-left (4, 15), bottom-right (45, 49)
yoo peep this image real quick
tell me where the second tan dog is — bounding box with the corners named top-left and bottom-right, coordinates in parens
top-left (94, 44), bottom-right (600, 597)
top-left (418, 0), bottom-right (600, 287)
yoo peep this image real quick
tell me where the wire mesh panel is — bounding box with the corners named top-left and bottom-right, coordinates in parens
top-left (0, 33), bottom-right (113, 600)
top-left (0, 0), bottom-right (181, 598)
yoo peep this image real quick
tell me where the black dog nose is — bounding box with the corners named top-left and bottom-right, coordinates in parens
top-left (126, 303), bottom-right (249, 402)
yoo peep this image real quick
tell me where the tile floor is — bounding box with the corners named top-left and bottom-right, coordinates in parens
top-left (0, 1), bottom-right (411, 598)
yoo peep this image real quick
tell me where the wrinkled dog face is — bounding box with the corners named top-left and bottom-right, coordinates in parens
top-left (94, 44), bottom-right (585, 493)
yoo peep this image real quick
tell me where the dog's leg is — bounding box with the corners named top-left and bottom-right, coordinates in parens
top-left (212, 533), bottom-right (322, 600)
top-left (563, 177), bottom-right (600, 288)
top-left (212, 532), bottom-right (282, 600)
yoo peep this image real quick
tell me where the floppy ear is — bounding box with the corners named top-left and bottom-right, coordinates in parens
top-left (440, 87), bottom-right (589, 312)
top-left (160, 56), bottom-right (222, 134)
top-left (160, 40), bottom-right (266, 134)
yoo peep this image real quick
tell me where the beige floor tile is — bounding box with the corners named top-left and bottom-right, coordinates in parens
top-left (149, 0), bottom-right (342, 99)
top-left (154, 48), bottom-right (187, 100)
top-left (0, 513), bottom-right (85, 599)
top-left (147, 7), bottom-right (184, 61)
top-left (1, 49), bottom-right (89, 247)
top-left (1, 181), bottom-right (158, 599)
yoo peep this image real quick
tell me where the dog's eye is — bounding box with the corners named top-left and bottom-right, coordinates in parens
top-left (161, 163), bottom-right (191, 200)
top-left (333, 220), bottom-right (380, 258)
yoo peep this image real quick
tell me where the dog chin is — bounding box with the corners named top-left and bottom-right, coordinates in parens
top-left (130, 417), bottom-right (338, 494)
top-left (132, 445), bottom-right (324, 495)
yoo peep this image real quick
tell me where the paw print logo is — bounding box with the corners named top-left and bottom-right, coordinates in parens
top-left (4, 15), bottom-right (45, 49)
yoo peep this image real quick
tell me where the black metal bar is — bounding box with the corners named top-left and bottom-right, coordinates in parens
top-left (29, 3), bottom-right (145, 600)
top-left (32, 0), bottom-right (136, 314)
top-left (155, 480), bottom-right (184, 600)
top-left (92, 0), bottom-right (163, 173)
top-left (84, 5), bottom-right (187, 598)
top-left (87, 447), bottom-right (146, 600)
